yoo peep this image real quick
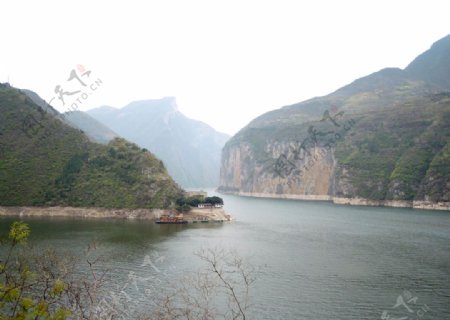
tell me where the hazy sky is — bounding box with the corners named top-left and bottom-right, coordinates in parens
top-left (1, 0), bottom-right (449, 135)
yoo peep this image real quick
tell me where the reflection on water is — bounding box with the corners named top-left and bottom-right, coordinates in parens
top-left (1, 194), bottom-right (449, 320)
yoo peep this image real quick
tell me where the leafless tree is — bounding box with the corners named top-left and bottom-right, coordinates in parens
top-left (147, 247), bottom-right (256, 320)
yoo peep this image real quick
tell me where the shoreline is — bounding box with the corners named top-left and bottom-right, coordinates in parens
top-left (185, 207), bottom-right (232, 222)
top-left (218, 191), bottom-right (450, 211)
top-left (0, 206), bottom-right (166, 220)
top-left (0, 206), bottom-right (233, 221)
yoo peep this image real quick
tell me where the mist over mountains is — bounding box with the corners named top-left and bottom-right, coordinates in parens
top-left (63, 111), bottom-right (119, 144)
top-left (87, 98), bottom-right (229, 188)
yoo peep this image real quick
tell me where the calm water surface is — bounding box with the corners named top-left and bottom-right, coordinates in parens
top-left (1, 193), bottom-right (449, 320)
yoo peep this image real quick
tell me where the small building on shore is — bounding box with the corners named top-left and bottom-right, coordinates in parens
top-left (198, 203), bottom-right (213, 209)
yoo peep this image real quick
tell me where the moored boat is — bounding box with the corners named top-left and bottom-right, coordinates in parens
top-left (155, 213), bottom-right (188, 224)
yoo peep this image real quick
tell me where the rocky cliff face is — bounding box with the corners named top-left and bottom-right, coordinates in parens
top-left (220, 142), bottom-right (335, 197)
top-left (219, 93), bottom-right (450, 203)
top-left (219, 36), bottom-right (450, 208)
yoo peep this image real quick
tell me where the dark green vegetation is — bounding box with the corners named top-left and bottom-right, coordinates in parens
top-left (221, 35), bottom-right (450, 202)
top-left (333, 93), bottom-right (450, 200)
top-left (87, 98), bottom-right (229, 188)
top-left (0, 84), bottom-right (183, 208)
top-left (175, 195), bottom-right (224, 212)
top-left (1, 222), bottom-right (73, 319)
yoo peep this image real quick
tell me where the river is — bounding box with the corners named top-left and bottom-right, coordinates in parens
top-left (1, 193), bottom-right (449, 320)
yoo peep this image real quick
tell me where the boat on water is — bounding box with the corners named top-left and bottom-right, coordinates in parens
top-left (156, 220), bottom-right (188, 224)
top-left (155, 213), bottom-right (188, 224)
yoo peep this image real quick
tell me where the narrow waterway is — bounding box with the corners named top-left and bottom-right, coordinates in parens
top-left (1, 194), bottom-right (449, 319)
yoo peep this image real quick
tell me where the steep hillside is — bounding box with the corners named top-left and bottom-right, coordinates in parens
top-left (219, 35), bottom-right (450, 207)
top-left (21, 89), bottom-right (60, 117)
top-left (0, 84), bottom-right (183, 208)
top-left (405, 34), bottom-right (450, 89)
top-left (87, 98), bottom-right (229, 188)
top-left (63, 111), bottom-right (119, 144)
top-left (22, 89), bottom-right (118, 144)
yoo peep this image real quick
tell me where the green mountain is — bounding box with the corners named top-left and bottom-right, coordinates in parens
top-left (0, 84), bottom-right (183, 208)
top-left (87, 98), bottom-right (229, 188)
top-left (219, 35), bottom-right (450, 206)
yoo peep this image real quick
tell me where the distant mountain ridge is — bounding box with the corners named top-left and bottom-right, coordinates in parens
top-left (219, 35), bottom-right (450, 208)
top-left (405, 34), bottom-right (450, 88)
top-left (87, 98), bottom-right (229, 188)
top-left (0, 84), bottom-right (183, 208)
top-left (63, 111), bottom-right (119, 144)
top-left (21, 89), bottom-right (119, 145)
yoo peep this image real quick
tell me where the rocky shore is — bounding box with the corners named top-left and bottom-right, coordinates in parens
top-left (332, 197), bottom-right (450, 211)
top-left (0, 206), bottom-right (233, 221)
top-left (185, 207), bottom-right (232, 222)
top-left (0, 206), bottom-right (168, 220)
top-left (219, 191), bottom-right (450, 211)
